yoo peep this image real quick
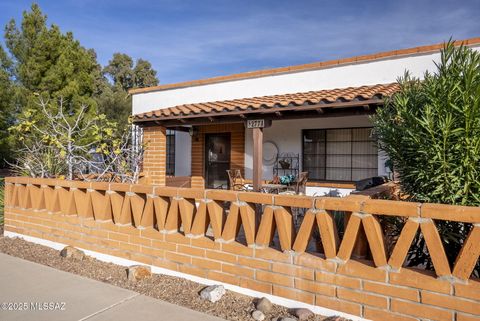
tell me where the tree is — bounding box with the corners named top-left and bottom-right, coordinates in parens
top-left (95, 85), bottom-right (131, 132)
top-left (11, 98), bottom-right (103, 180)
top-left (1, 3), bottom-right (158, 169)
top-left (103, 53), bottom-right (135, 92)
top-left (98, 53), bottom-right (158, 129)
top-left (133, 58), bottom-right (158, 88)
top-left (373, 41), bottom-right (480, 274)
top-left (4, 3), bottom-right (100, 114)
top-left (0, 46), bottom-right (15, 165)
top-left (10, 97), bottom-right (144, 183)
top-left (103, 53), bottom-right (158, 91)
top-left (1, 3), bottom-right (104, 164)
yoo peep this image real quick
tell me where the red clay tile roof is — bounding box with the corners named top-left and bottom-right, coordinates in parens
top-left (129, 37), bottom-right (480, 95)
top-left (134, 83), bottom-right (400, 122)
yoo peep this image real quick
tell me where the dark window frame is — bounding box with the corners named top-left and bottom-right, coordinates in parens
top-left (301, 127), bottom-right (378, 182)
top-left (166, 129), bottom-right (175, 176)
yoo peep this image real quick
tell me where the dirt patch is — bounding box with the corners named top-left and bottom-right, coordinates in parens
top-left (0, 231), bottom-right (331, 321)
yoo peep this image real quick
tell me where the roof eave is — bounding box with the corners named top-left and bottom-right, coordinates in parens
top-left (133, 98), bottom-right (385, 127)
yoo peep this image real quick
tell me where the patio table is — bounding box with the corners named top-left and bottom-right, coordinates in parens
top-left (261, 183), bottom-right (288, 194)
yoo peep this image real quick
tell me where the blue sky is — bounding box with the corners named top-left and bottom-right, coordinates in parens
top-left (0, 1), bottom-right (479, 84)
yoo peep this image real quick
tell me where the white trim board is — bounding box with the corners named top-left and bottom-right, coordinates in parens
top-left (4, 231), bottom-right (368, 321)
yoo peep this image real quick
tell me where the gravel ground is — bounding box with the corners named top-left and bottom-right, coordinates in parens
top-left (0, 228), bottom-right (336, 321)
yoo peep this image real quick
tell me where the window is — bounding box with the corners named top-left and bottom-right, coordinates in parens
top-left (166, 129), bottom-right (175, 176)
top-left (302, 128), bottom-right (378, 181)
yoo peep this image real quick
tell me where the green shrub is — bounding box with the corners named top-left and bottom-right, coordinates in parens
top-left (373, 41), bottom-right (480, 275)
top-left (373, 41), bottom-right (480, 206)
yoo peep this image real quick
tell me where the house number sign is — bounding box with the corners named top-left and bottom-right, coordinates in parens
top-left (246, 119), bottom-right (271, 129)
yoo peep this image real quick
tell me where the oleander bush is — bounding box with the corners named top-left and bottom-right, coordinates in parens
top-left (373, 41), bottom-right (480, 276)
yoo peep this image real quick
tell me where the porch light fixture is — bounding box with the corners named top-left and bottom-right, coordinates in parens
top-left (189, 126), bottom-right (199, 141)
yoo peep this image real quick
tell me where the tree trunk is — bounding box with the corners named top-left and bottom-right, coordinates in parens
top-left (67, 130), bottom-right (73, 180)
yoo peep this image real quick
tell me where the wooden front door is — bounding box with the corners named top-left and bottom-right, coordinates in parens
top-left (205, 133), bottom-right (231, 189)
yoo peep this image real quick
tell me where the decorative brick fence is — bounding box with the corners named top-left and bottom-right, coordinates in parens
top-left (3, 177), bottom-right (480, 321)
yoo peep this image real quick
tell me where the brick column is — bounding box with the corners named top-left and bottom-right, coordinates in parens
top-left (142, 126), bottom-right (166, 186)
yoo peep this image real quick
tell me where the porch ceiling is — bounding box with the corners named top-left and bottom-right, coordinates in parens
top-left (133, 83), bottom-right (399, 127)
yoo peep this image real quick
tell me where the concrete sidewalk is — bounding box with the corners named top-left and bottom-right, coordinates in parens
top-left (0, 253), bottom-right (225, 321)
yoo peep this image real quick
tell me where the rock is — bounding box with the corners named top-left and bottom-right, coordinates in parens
top-left (323, 317), bottom-right (350, 321)
top-left (279, 317), bottom-right (296, 321)
top-left (252, 310), bottom-right (265, 321)
top-left (199, 285), bottom-right (226, 303)
top-left (127, 265), bottom-right (152, 282)
top-left (59, 246), bottom-right (85, 260)
top-left (255, 297), bottom-right (272, 313)
top-left (294, 308), bottom-right (314, 320)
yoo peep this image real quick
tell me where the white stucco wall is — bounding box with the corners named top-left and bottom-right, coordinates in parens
top-left (244, 115), bottom-right (383, 179)
top-left (242, 115), bottom-right (385, 196)
top-left (170, 116), bottom-right (387, 196)
top-left (132, 45), bottom-right (480, 115)
top-left (306, 187), bottom-right (354, 197)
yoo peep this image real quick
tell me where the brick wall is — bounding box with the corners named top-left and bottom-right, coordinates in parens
top-left (142, 126), bottom-right (167, 185)
top-left (191, 123), bottom-right (245, 189)
top-left (4, 177), bottom-right (480, 321)
top-left (141, 123), bottom-right (245, 189)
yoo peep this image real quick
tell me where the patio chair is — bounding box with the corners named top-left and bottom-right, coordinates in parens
top-left (226, 169), bottom-right (251, 191)
top-left (271, 175), bottom-right (280, 184)
top-left (293, 171), bottom-right (309, 195)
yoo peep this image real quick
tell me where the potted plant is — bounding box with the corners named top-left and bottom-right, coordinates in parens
top-left (279, 159), bottom-right (291, 169)
top-left (279, 174), bottom-right (296, 185)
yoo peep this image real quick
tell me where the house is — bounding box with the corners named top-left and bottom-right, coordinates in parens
top-left (131, 37), bottom-right (480, 196)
